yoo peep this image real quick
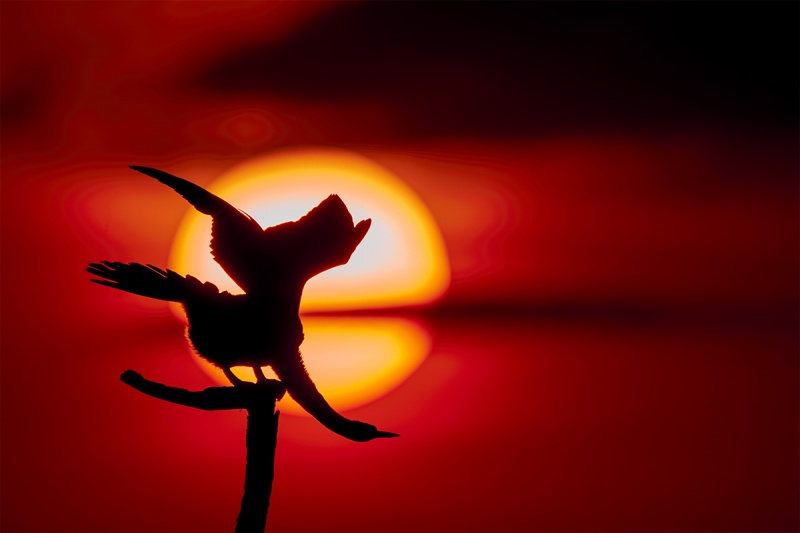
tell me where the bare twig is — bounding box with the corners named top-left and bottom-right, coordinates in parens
top-left (121, 370), bottom-right (285, 532)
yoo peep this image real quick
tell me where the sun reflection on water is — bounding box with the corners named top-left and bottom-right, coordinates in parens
top-left (191, 315), bottom-right (432, 414)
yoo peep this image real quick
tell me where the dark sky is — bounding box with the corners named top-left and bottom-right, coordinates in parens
top-left (199, 1), bottom-right (798, 137)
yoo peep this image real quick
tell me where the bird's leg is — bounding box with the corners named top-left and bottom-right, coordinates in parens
top-left (253, 366), bottom-right (269, 384)
top-left (223, 367), bottom-right (244, 387)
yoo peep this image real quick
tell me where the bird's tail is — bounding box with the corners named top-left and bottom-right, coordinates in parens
top-left (87, 261), bottom-right (209, 302)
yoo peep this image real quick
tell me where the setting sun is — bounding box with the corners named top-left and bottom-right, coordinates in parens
top-left (168, 148), bottom-right (450, 411)
top-left (196, 316), bottom-right (432, 414)
top-left (170, 148), bottom-right (450, 312)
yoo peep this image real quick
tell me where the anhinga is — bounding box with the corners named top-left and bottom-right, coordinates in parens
top-left (88, 166), bottom-right (397, 442)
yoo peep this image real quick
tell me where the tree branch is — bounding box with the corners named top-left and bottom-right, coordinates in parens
top-left (121, 369), bottom-right (285, 532)
top-left (120, 370), bottom-right (285, 411)
top-left (236, 409), bottom-right (279, 533)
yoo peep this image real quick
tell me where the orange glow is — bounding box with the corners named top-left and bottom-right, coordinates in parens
top-left (169, 147), bottom-right (450, 311)
top-left (169, 148), bottom-right (447, 413)
top-left (192, 316), bottom-right (431, 413)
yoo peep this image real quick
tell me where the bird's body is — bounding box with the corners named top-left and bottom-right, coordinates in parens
top-left (179, 280), bottom-right (303, 369)
top-left (88, 166), bottom-right (396, 442)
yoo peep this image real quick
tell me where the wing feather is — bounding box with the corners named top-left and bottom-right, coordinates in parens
top-left (130, 166), bottom-right (264, 293)
top-left (260, 194), bottom-right (371, 280)
top-left (129, 167), bottom-right (371, 292)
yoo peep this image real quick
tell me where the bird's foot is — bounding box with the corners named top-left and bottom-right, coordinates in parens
top-left (223, 367), bottom-right (244, 387)
top-left (253, 366), bottom-right (269, 384)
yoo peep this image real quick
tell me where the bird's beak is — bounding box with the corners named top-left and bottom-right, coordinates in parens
top-left (374, 430), bottom-right (400, 439)
top-left (129, 165), bottom-right (158, 176)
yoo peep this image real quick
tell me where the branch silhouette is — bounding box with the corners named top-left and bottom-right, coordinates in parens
top-left (122, 370), bottom-right (283, 532)
top-left (121, 370), bottom-right (286, 411)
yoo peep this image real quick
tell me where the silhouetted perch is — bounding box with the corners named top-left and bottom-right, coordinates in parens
top-left (121, 370), bottom-right (286, 410)
top-left (121, 370), bottom-right (284, 532)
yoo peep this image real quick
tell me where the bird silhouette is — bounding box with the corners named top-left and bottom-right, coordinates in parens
top-left (88, 166), bottom-right (398, 442)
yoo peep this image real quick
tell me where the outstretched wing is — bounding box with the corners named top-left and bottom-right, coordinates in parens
top-left (131, 166), bottom-right (371, 292)
top-left (86, 261), bottom-right (223, 302)
top-left (130, 166), bottom-right (265, 293)
top-left (260, 194), bottom-right (371, 281)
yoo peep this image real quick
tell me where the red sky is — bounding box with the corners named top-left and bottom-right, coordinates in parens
top-left (2, 2), bottom-right (797, 532)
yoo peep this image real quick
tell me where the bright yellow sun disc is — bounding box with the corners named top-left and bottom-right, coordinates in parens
top-left (170, 147), bottom-right (450, 311)
top-left (169, 148), bottom-right (450, 412)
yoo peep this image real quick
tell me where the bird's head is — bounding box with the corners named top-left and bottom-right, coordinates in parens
top-left (340, 420), bottom-right (399, 442)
